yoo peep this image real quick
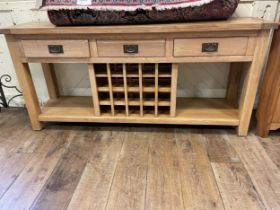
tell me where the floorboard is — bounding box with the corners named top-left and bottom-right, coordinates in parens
top-left (0, 129), bottom-right (68, 210)
top-left (67, 128), bottom-right (125, 210)
top-left (258, 134), bottom-right (280, 170)
top-left (31, 128), bottom-right (98, 210)
top-left (229, 134), bottom-right (280, 210)
top-left (211, 163), bottom-right (266, 210)
top-left (106, 128), bottom-right (149, 210)
top-left (146, 129), bottom-right (184, 210)
top-left (175, 129), bottom-right (225, 210)
top-left (0, 109), bottom-right (279, 210)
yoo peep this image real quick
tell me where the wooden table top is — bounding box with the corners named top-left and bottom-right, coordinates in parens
top-left (0, 18), bottom-right (278, 35)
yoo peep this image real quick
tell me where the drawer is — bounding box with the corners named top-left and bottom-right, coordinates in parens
top-left (21, 40), bottom-right (90, 58)
top-left (97, 40), bottom-right (165, 57)
top-left (174, 37), bottom-right (249, 57)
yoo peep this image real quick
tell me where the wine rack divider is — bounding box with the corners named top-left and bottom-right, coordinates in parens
top-left (89, 63), bottom-right (178, 117)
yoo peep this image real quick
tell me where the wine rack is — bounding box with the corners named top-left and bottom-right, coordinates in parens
top-left (90, 63), bottom-right (178, 117)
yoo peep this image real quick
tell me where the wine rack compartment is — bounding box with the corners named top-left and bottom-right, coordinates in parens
top-left (90, 63), bottom-right (178, 117)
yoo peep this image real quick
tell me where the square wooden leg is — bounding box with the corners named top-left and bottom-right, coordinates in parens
top-left (238, 30), bottom-right (271, 136)
top-left (226, 62), bottom-right (243, 107)
top-left (5, 35), bottom-right (43, 130)
top-left (42, 63), bottom-right (59, 99)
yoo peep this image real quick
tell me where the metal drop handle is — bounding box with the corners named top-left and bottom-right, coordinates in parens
top-left (123, 44), bottom-right (139, 54)
top-left (202, 43), bottom-right (219, 53)
top-left (48, 45), bottom-right (64, 54)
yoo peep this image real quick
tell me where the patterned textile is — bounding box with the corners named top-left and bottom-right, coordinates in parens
top-left (43, 0), bottom-right (215, 10)
top-left (42, 0), bottom-right (239, 26)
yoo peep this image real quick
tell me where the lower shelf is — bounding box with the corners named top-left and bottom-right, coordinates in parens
top-left (39, 96), bottom-right (239, 126)
top-left (40, 96), bottom-right (95, 122)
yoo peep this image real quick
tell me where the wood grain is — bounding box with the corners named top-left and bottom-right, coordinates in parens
top-left (107, 64), bottom-right (115, 116)
top-left (0, 18), bottom-right (277, 35)
top-left (31, 128), bottom-right (99, 210)
top-left (0, 152), bottom-right (32, 198)
top-left (123, 64), bottom-right (129, 116)
top-left (155, 64), bottom-right (159, 117)
top-left (39, 97), bottom-right (240, 126)
top-left (175, 129), bottom-right (225, 210)
top-left (21, 40), bottom-right (90, 58)
top-left (23, 56), bottom-right (254, 64)
top-left (145, 129), bottom-right (184, 210)
top-left (139, 64), bottom-right (144, 117)
top-left (174, 37), bottom-right (248, 57)
top-left (259, 136), bottom-right (280, 169)
top-left (5, 35), bottom-right (42, 130)
top-left (0, 110), bottom-right (280, 210)
top-left (0, 129), bottom-right (70, 210)
top-left (226, 63), bottom-right (243, 106)
top-left (67, 129), bottom-right (125, 210)
top-left (272, 96), bottom-right (280, 123)
top-left (97, 40), bottom-right (165, 57)
top-left (42, 63), bottom-right (59, 99)
top-left (230, 135), bottom-right (280, 210)
top-left (170, 64), bottom-right (178, 117)
top-left (256, 25), bottom-right (280, 137)
top-left (238, 30), bottom-right (271, 136)
top-left (212, 163), bottom-right (266, 210)
top-left (106, 129), bottom-right (149, 210)
top-left (0, 124), bottom-right (46, 198)
top-left (204, 130), bottom-right (240, 163)
top-left (88, 64), bottom-right (101, 116)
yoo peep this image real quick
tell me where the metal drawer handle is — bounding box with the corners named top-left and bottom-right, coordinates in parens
top-left (48, 45), bottom-right (64, 54)
top-left (202, 43), bottom-right (219, 53)
top-left (123, 44), bottom-right (138, 54)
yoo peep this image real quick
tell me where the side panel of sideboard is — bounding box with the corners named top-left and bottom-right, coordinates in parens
top-left (256, 24), bottom-right (280, 137)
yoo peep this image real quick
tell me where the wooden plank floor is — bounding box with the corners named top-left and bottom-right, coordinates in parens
top-left (0, 108), bottom-right (280, 210)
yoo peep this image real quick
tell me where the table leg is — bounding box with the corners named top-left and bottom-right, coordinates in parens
top-left (238, 30), bottom-right (271, 136)
top-left (226, 62), bottom-right (243, 107)
top-left (42, 63), bottom-right (59, 99)
top-left (5, 35), bottom-right (42, 130)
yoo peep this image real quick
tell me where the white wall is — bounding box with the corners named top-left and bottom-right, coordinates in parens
top-left (0, 0), bottom-right (279, 106)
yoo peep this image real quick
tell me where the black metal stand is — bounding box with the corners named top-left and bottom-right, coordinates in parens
top-left (0, 74), bottom-right (23, 112)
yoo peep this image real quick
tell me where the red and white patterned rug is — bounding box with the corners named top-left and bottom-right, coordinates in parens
top-left (40, 0), bottom-right (215, 10)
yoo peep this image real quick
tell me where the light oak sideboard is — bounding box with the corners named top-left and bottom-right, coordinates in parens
top-left (0, 18), bottom-right (277, 136)
top-left (256, 22), bottom-right (280, 137)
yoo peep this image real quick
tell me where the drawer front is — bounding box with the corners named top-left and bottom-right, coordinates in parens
top-left (174, 37), bottom-right (249, 57)
top-left (97, 40), bottom-right (165, 57)
top-left (21, 40), bottom-right (90, 58)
